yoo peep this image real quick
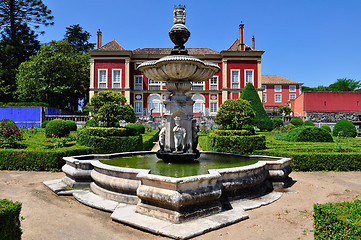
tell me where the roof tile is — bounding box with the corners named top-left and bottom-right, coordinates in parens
top-left (262, 75), bottom-right (303, 85)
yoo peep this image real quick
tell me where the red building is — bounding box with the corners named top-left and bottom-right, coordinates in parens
top-left (261, 75), bottom-right (303, 113)
top-left (290, 92), bottom-right (361, 126)
top-left (89, 23), bottom-right (264, 118)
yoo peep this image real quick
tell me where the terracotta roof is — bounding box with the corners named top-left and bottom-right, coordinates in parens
top-left (262, 75), bottom-right (303, 85)
top-left (94, 40), bottom-right (126, 51)
top-left (132, 48), bottom-right (219, 55)
top-left (225, 38), bottom-right (253, 51)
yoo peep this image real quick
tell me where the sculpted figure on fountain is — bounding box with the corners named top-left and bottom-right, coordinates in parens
top-left (173, 116), bottom-right (186, 152)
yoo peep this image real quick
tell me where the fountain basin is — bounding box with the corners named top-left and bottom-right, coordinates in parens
top-left (57, 151), bottom-right (292, 223)
top-left (137, 55), bottom-right (220, 82)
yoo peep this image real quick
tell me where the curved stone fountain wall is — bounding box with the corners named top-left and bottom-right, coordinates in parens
top-left (59, 152), bottom-right (292, 223)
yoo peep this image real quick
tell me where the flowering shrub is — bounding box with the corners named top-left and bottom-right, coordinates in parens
top-left (0, 119), bottom-right (22, 148)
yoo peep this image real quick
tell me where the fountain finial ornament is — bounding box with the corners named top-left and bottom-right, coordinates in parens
top-left (169, 4), bottom-right (190, 55)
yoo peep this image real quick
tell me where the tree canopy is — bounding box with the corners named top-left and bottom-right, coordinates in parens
top-left (0, 0), bottom-right (54, 101)
top-left (214, 99), bottom-right (255, 130)
top-left (240, 83), bottom-right (273, 131)
top-left (15, 40), bottom-right (89, 109)
top-left (87, 91), bottom-right (136, 127)
top-left (302, 78), bottom-right (361, 92)
top-left (64, 24), bottom-right (95, 53)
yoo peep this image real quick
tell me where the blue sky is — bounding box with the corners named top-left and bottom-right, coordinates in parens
top-left (38, 0), bottom-right (361, 87)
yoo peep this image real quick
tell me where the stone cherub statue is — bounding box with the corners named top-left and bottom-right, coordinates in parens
top-left (191, 119), bottom-right (199, 153)
top-left (173, 116), bottom-right (186, 152)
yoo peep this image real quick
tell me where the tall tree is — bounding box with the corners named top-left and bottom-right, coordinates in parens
top-left (64, 24), bottom-right (95, 53)
top-left (0, 0), bottom-right (54, 101)
top-left (328, 78), bottom-right (361, 92)
top-left (15, 41), bottom-right (89, 109)
top-left (240, 83), bottom-right (273, 131)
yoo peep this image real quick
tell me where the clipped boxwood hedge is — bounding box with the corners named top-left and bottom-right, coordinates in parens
top-left (45, 119), bottom-right (70, 137)
top-left (77, 134), bottom-right (142, 154)
top-left (0, 199), bottom-right (22, 240)
top-left (290, 117), bottom-right (303, 126)
top-left (207, 132), bottom-right (266, 154)
top-left (212, 129), bottom-right (254, 136)
top-left (79, 127), bottom-right (137, 137)
top-left (142, 130), bottom-right (159, 151)
top-left (0, 146), bottom-right (93, 171)
top-left (126, 123), bottom-right (145, 134)
top-left (314, 200), bottom-right (361, 239)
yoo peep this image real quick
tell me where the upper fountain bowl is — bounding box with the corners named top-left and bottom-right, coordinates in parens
top-left (137, 55), bottom-right (220, 82)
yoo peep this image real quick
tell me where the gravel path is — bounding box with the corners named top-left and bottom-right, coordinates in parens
top-left (1, 171), bottom-right (360, 240)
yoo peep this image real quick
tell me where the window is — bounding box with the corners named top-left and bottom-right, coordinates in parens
top-left (275, 94), bottom-right (282, 103)
top-left (193, 95), bottom-right (204, 113)
top-left (192, 81), bottom-right (204, 91)
top-left (244, 69), bottom-right (254, 86)
top-left (134, 75), bottom-right (143, 90)
top-left (262, 85), bottom-right (267, 92)
top-left (148, 95), bottom-right (161, 113)
top-left (289, 85), bottom-right (296, 92)
top-left (112, 69), bottom-right (121, 88)
top-left (263, 93), bottom-right (267, 103)
top-left (148, 79), bottom-right (162, 90)
top-left (210, 102), bottom-right (218, 114)
top-left (135, 102), bottom-right (143, 114)
top-left (289, 94), bottom-right (296, 100)
top-left (275, 85), bottom-right (282, 92)
top-left (231, 70), bottom-right (240, 89)
top-left (210, 76), bottom-right (218, 90)
top-left (98, 69), bottom-right (107, 88)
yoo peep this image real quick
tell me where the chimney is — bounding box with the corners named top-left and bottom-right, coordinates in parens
top-left (239, 21), bottom-right (245, 51)
top-left (97, 29), bottom-right (102, 49)
top-left (252, 35), bottom-right (255, 50)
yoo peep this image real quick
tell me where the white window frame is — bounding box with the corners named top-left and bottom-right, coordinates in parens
top-left (231, 69), bottom-right (240, 89)
top-left (262, 85), bottom-right (267, 92)
top-left (98, 69), bottom-right (108, 89)
top-left (289, 94), bottom-right (296, 100)
top-left (112, 69), bottom-right (122, 89)
top-left (134, 75), bottom-right (143, 90)
top-left (275, 94), bottom-right (282, 103)
top-left (148, 95), bottom-right (162, 114)
top-left (148, 79), bottom-right (162, 90)
top-left (193, 95), bottom-right (204, 114)
top-left (210, 101), bottom-right (218, 115)
top-left (192, 81), bottom-right (204, 91)
top-left (289, 85), bottom-right (296, 92)
top-left (210, 76), bottom-right (218, 90)
top-left (275, 85), bottom-right (282, 92)
top-left (134, 101), bottom-right (143, 115)
top-left (244, 69), bottom-right (254, 86)
top-left (263, 93), bottom-right (267, 103)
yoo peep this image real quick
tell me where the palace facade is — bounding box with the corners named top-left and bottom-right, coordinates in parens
top-left (89, 23), bottom-right (264, 118)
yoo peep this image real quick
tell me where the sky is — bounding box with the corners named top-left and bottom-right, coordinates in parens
top-left (38, 0), bottom-right (361, 88)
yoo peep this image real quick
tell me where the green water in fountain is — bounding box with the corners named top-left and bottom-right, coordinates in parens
top-left (100, 153), bottom-right (260, 178)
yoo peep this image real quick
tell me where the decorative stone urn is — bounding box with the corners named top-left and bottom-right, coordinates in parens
top-left (137, 5), bottom-right (220, 162)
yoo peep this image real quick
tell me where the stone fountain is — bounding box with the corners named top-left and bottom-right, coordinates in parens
top-left (138, 4), bottom-right (220, 162)
top-left (44, 5), bottom-right (292, 239)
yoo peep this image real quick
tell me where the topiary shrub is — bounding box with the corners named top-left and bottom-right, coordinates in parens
top-left (333, 119), bottom-right (357, 137)
top-left (290, 117), bottom-right (303, 127)
top-left (45, 119), bottom-right (70, 137)
top-left (303, 120), bottom-right (314, 126)
top-left (215, 99), bottom-right (255, 130)
top-left (65, 120), bottom-right (77, 131)
top-left (0, 120), bottom-right (22, 148)
top-left (321, 124), bottom-right (331, 133)
top-left (272, 117), bottom-right (283, 128)
top-left (277, 126), bottom-right (333, 142)
top-left (0, 199), bottom-right (22, 240)
top-left (41, 120), bottom-right (50, 128)
top-left (240, 83), bottom-right (273, 131)
top-left (125, 123), bottom-right (145, 134)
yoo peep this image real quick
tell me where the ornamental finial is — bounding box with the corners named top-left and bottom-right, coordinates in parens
top-left (173, 4), bottom-right (186, 24)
